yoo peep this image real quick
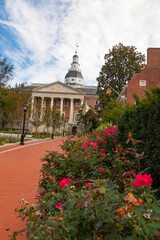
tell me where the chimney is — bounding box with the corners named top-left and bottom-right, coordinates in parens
top-left (147, 48), bottom-right (160, 67)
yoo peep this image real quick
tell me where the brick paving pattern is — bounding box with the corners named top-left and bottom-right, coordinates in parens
top-left (0, 137), bottom-right (66, 240)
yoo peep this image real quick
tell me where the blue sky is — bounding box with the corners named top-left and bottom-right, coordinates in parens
top-left (0, 0), bottom-right (160, 87)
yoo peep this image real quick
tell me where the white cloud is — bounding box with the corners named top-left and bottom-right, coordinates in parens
top-left (0, 0), bottom-right (160, 86)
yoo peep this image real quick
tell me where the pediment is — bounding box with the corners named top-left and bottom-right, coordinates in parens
top-left (32, 81), bottom-right (85, 95)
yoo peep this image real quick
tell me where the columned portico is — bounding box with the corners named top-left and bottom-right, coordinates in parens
top-left (30, 81), bottom-right (87, 133)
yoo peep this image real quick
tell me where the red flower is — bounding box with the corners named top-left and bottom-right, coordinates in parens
top-left (98, 168), bottom-right (104, 172)
top-left (101, 153), bottom-right (106, 156)
top-left (59, 177), bottom-right (71, 190)
top-left (55, 203), bottom-right (63, 209)
top-left (85, 183), bottom-right (90, 188)
top-left (132, 174), bottom-right (153, 187)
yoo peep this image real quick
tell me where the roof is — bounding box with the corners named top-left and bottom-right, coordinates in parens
top-left (65, 70), bottom-right (83, 79)
top-left (76, 86), bottom-right (97, 95)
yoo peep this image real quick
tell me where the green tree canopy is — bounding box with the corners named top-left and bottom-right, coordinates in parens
top-left (0, 55), bottom-right (13, 88)
top-left (97, 43), bottom-right (146, 103)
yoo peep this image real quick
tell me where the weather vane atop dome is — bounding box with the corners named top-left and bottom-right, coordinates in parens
top-left (75, 43), bottom-right (79, 54)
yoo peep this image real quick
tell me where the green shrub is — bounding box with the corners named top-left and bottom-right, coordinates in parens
top-left (118, 86), bottom-right (160, 196)
top-left (13, 127), bottom-right (160, 239)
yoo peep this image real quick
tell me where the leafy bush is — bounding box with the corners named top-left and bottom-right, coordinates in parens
top-left (0, 136), bottom-right (18, 145)
top-left (12, 127), bottom-right (160, 239)
top-left (118, 86), bottom-right (160, 195)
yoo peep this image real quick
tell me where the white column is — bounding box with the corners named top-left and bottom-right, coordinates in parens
top-left (30, 96), bottom-right (35, 119)
top-left (50, 97), bottom-right (54, 110)
top-left (40, 97), bottom-right (44, 119)
top-left (69, 98), bottom-right (74, 123)
top-left (60, 98), bottom-right (64, 115)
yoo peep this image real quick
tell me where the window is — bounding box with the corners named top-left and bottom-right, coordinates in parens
top-left (64, 99), bottom-right (68, 106)
top-left (57, 99), bottom-right (61, 106)
top-left (86, 100), bottom-right (90, 106)
top-left (139, 80), bottom-right (146, 86)
top-left (75, 113), bottom-right (79, 122)
top-left (75, 99), bottom-right (80, 107)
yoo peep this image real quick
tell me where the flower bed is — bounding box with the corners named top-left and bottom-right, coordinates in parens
top-left (12, 127), bottom-right (160, 240)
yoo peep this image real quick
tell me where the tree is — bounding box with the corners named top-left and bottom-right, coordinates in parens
top-left (78, 104), bottom-right (98, 131)
top-left (42, 107), bottom-right (61, 134)
top-left (0, 55), bottom-right (14, 126)
top-left (43, 108), bottom-right (52, 134)
top-left (12, 84), bottom-right (31, 136)
top-left (102, 99), bottom-right (126, 125)
top-left (0, 55), bottom-right (13, 88)
top-left (30, 98), bottom-right (43, 137)
top-left (97, 43), bottom-right (145, 103)
top-left (0, 84), bottom-right (31, 132)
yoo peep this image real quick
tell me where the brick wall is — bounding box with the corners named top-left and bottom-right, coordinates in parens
top-left (126, 48), bottom-right (160, 103)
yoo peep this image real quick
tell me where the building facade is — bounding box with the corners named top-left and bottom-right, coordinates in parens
top-left (30, 52), bottom-right (98, 133)
top-left (119, 48), bottom-right (160, 103)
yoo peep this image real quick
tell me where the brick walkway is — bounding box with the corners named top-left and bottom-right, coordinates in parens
top-left (0, 137), bottom-right (66, 240)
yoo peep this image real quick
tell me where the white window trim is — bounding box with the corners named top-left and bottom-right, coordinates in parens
top-left (74, 113), bottom-right (79, 122)
top-left (86, 100), bottom-right (91, 106)
top-left (75, 100), bottom-right (80, 107)
top-left (56, 99), bottom-right (61, 106)
top-left (139, 80), bottom-right (146, 87)
top-left (64, 99), bottom-right (68, 106)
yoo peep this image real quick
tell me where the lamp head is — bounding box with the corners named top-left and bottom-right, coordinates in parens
top-left (23, 102), bottom-right (29, 111)
top-left (97, 101), bottom-right (103, 113)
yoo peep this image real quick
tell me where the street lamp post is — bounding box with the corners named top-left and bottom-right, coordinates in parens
top-left (20, 102), bottom-right (29, 145)
top-left (97, 102), bottom-right (103, 127)
top-left (63, 119), bottom-right (66, 137)
top-left (51, 115), bottom-right (56, 139)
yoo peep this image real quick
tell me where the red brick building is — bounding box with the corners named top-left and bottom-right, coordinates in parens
top-left (119, 48), bottom-right (160, 103)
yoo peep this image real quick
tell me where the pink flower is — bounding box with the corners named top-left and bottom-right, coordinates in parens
top-left (132, 174), bottom-right (153, 187)
top-left (85, 183), bottom-right (90, 188)
top-left (85, 141), bottom-right (90, 145)
top-left (59, 177), bottom-right (71, 190)
top-left (98, 168), bottom-right (104, 172)
top-left (101, 153), bottom-right (106, 156)
top-left (50, 165), bottom-right (55, 168)
top-left (95, 133), bottom-right (99, 136)
top-left (114, 140), bottom-right (117, 143)
top-left (55, 203), bottom-right (63, 209)
top-left (100, 149), bottom-right (105, 151)
top-left (35, 192), bottom-right (41, 198)
top-left (83, 145), bottom-right (88, 150)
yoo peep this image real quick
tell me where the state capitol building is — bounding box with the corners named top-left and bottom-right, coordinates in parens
top-left (30, 51), bottom-right (98, 133)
